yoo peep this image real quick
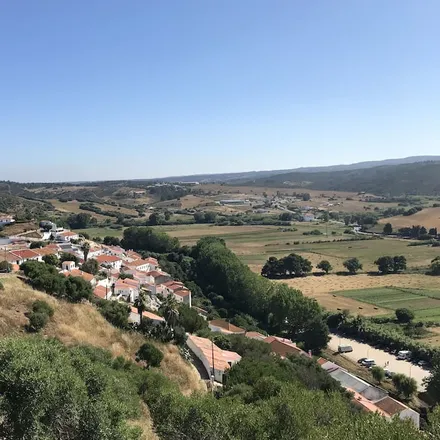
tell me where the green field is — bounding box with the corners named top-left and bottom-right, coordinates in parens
top-left (335, 287), bottom-right (440, 321)
top-left (77, 227), bottom-right (125, 239)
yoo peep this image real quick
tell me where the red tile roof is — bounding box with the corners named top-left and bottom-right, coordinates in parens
top-left (173, 289), bottom-right (191, 298)
top-left (145, 270), bottom-right (166, 278)
top-left (10, 249), bottom-right (40, 260)
top-left (59, 231), bottom-right (78, 237)
top-left (209, 319), bottom-right (245, 334)
top-left (93, 285), bottom-right (107, 299)
top-left (96, 255), bottom-right (122, 263)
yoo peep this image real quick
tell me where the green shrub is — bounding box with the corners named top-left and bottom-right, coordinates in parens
top-left (32, 300), bottom-right (54, 317)
top-left (0, 280), bottom-right (3, 291)
top-left (27, 312), bottom-right (49, 332)
top-left (136, 342), bottom-right (164, 368)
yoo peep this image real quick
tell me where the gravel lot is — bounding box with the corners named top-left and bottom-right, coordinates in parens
top-left (328, 334), bottom-right (431, 391)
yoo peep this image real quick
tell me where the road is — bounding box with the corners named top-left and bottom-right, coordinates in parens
top-left (328, 334), bottom-right (431, 391)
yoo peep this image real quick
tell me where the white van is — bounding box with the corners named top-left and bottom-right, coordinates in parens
top-left (338, 345), bottom-right (353, 353)
top-left (397, 350), bottom-right (411, 360)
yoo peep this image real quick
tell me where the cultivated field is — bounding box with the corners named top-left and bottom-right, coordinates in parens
top-left (274, 273), bottom-right (440, 316)
top-left (378, 207), bottom-right (440, 230)
top-left (334, 286), bottom-right (440, 321)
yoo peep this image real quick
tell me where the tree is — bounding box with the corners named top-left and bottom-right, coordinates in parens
top-left (261, 254), bottom-right (312, 278)
top-left (317, 260), bottom-right (332, 274)
top-left (374, 256), bottom-right (394, 274)
top-left (27, 312), bottom-right (49, 332)
top-left (160, 295), bottom-right (180, 328)
top-left (32, 300), bottom-right (54, 317)
top-left (430, 259), bottom-right (440, 276)
top-left (298, 317), bottom-right (330, 353)
top-left (393, 255), bottom-right (407, 272)
top-left (119, 272), bottom-right (134, 280)
top-left (392, 373), bottom-right (417, 399)
top-left (148, 212), bottom-right (164, 226)
top-left (42, 254), bottom-right (59, 266)
top-left (64, 276), bottom-right (92, 302)
top-left (383, 223), bottom-right (393, 235)
top-left (59, 252), bottom-right (79, 265)
top-left (178, 304), bottom-right (208, 333)
top-left (136, 342), bottom-right (163, 368)
top-left (30, 241), bottom-right (45, 249)
top-left (121, 226), bottom-right (179, 253)
top-left (81, 258), bottom-right (99, 275)
top-left (134, 290), bottom-right (148, 326)
top-left (97, 300), bottom-right (130, 328)
top-left (103, 236), bottom-right (120, 246)
top-left (321, 211), bottom-right (329, 222)
top-left (371, 366), bottom-right (385, 384)
top-left (425, 354), bottom-right (440, 403)
top-left (395, 308), bottom-right (415, 323)
top-left (343, 258), bottom-right (363, 274)
top-left (81, 242), bottom-right (90, 262)
top-left (66, 212), bottom-right (93, 229)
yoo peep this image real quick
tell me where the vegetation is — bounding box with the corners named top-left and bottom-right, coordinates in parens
top-left (371, 366), bottom-right (385, 384)
top-left (392, 373), bottom-right (418, 400)
top-left (395, 308), bottom-right (415, 323)
top-left (96, 299), bottom-right (130, 328)
top-left (121, 226), bottom-right (179, 253)
top-left (21, 261), bottom-right (92, 303)
top-left (317, 260), bottom-right (332, 274)
top-left (0, 261), bottom-right (12, 272)
top-left (343, 257), bottom-right (363, 274)
top-left (81, 258), bottom-right (99, 275)
top-left (42, 254), bottom-right (59, 266)
top-left (136, 342), bottom-right (164, 368)
top-left (0, 337), bottom-right (143, 439)
top-left (261, 254), bottom-right (312, 278)
top-left (374, 255), bottom-right (407, 274)
top-left (383, 222), bottom-right (393, 234)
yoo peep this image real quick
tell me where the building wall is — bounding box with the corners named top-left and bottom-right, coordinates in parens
top-left (186, 337), bottom-right (223, 383)
top-left (399, 408), bottom-right (420, 429)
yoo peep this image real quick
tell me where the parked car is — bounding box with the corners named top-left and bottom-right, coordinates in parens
top-left (361, 359), bottom-right (376, 367)
top-left (384, 369), bottom-right (394, 378)
top-left (418, 360), bottom-right (429, 368)
top-left (397, 350), bottom-right (412, 360)
top-left (338, 345), bottom-right (353, 353)
top-left (357, 357), bottom-right (367, 364)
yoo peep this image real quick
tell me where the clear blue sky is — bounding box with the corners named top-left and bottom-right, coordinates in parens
top-left (1, 1), bottom-right (439, 182)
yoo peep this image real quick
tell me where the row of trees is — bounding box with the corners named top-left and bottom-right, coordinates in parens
top-left (384, 222), bottom-right (439, 239)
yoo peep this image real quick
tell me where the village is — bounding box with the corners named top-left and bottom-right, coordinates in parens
top-left (0, 219), bottom-right (421, 428)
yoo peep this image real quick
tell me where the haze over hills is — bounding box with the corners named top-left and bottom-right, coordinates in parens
top-left (154, 156), bottom-right (440, 184)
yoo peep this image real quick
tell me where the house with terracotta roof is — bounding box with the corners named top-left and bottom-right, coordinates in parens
top-left (264, 336), bottom-right (306, 358)
top-left (187, 334), bottom-right (241, 383)
top-left (123, 250), bottom-right (142, 263)
top-left (56, 230), bottom-right (79, 242)
top-left (144, 270), bottom-right (171, 285)
top-left (129, 307), bottom-right (165, 325)
top-left (245, 331), bottom-right (267, 341)
top-left (208, 319), bottom-right (246, 335)
top-left (160, 281), bottom-right (192, 307)
top-left (34, 247), bottom-right (59, 258)
top-left (96, 254), bottom-right (122, 270)
top-left (93, 285), bottom-right (108, 300)
top-left (113, 280), bottom-right (139, 302)
top-left (7, 249), bottom-right (42, 265)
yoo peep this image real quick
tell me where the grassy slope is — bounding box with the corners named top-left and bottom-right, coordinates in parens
top-left (0, 275), bottom-right (206, 438)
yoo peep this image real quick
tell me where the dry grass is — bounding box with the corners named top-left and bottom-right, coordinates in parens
top-left (0, 275), bottom-right (205, 395)
top-left (378, 207), bottom-right (440, 229)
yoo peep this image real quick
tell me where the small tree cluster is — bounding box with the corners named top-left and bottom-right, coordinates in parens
top-left (374, 255), bottom-right (407, 274)
top-left (27, 300), bottom-right (54, 333)
top-left (261, 254), bottom-right (312, 278)
top-left (392, 373), bottom-right (417, 400)
top-left (343, 258), bottom-right (363, 274)
top-left (136, 342), bottom-right (163, 368)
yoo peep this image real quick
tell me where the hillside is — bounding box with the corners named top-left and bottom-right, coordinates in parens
top-left (0, 275), bottom-right (205, 397)
top-left (246, 161), bottom-right (440, 196)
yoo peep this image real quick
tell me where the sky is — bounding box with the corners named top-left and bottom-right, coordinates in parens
top-left (1, 1), bottom-right (439, 182)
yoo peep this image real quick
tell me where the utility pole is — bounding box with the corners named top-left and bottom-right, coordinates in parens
top-left (211, 339), bottom-right (215, 394)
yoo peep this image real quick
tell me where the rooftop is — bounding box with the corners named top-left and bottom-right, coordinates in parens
top-left (209, 319), bottom-right (245, 334)
top-left (96, 255), bottom-right (122, 263)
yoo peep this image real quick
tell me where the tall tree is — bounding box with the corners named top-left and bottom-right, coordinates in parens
top-left (383, 223), bottom-right (393, 235)
top-left (343, 258), bottom-right (362, 275)
top-left (81, 242), bottom-right (90, 262)
top-left (161, 295), bottom-right (180, 328)
top-left (134, 290), bottom-right (148, 326)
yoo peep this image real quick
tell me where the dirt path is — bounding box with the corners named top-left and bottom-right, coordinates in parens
top-left (328, 334), bottom-right (430, 391)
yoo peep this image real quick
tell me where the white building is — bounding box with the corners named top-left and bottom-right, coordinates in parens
top-left (95, 255), bottom-right (123, 271)
top-left (0, 215), bottom-right (15, 225)
top-left (187, 334), bottom-right (241, 383)
top-left (62, 260), bottom-right (76, 271)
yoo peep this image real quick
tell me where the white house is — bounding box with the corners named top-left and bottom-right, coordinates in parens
top-left (0, 215), bottom-right (15, 225)
top-left (160, 281), bottom-right (192, 307)
top-left (114, 280), bottom-right (139, 303)
top-left (95, 255), bottom-right (123, 271)
top-left (187, 334), bottom-right (241, 383)
top-left (123, 257), bottom-right (158, 273)
top-left (62, 260), bottom-right (76, 271)
top-left (7, 249), bottom-right (42, 265)
top-left (56, 230), bottom-right (80, 242)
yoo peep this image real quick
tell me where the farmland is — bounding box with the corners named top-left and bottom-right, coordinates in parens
top-left (334, 287), bottom-right (440, 321)
top-left (378, 207), bottom-right (440, 230)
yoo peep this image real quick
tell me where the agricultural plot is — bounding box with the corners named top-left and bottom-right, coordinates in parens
top-left (335, 287), bottom-right (440, 321)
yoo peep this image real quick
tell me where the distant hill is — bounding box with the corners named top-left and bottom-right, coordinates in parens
top-left (245, 161), bottom-right (440, 196)
top-left (153, 155), bottom-right (440, 184)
